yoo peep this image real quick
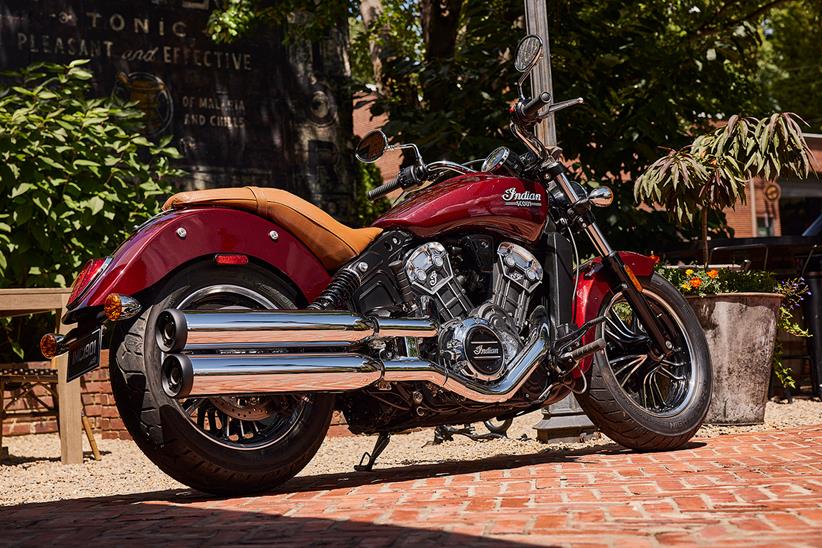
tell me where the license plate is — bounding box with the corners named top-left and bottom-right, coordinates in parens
top-left (67, 328), bottom-right (102, 381)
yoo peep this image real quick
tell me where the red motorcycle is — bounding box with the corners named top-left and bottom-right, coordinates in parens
top-left (42, 35), bottom-right (711, 495)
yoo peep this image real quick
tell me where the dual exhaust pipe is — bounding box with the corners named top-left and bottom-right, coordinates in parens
top-left (159, 308), bottom-right (551, 404)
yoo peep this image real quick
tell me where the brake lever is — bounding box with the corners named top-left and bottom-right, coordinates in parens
top-left (538, 97), bottom-right (584, 120)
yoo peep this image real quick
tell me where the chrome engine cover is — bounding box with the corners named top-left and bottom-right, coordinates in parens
top-left (405, 241), bottom-right (472, 320)
top-left (492, 242), bottom-right (543, 327)
top-left (405, 241), bottom-right (541, 382)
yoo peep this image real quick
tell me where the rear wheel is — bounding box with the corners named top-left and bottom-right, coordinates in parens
top-left (109, 262), bottom-right (334, 495)
top-left (577, 273), bottom-right (711, 451)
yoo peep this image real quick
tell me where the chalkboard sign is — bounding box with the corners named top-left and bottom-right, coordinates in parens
top-left (0, 0), bottom-right (355, 219)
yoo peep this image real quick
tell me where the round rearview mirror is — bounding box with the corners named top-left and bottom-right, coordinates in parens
top-left (514, 35), bottom-right (543, 73)
top-left (356, 130), bottom-right (388, 163)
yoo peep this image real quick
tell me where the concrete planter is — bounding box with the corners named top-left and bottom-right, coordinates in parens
top-left (687, 293), bottom-right (782, 425)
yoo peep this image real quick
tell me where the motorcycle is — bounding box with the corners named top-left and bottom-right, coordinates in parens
top-left (41, 35), bottom-right (711, 495)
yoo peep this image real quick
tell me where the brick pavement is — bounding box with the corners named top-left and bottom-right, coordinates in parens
top-left (3, 425), bottom-right (822, 546)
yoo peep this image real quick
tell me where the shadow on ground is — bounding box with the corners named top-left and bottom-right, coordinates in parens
top-left (1, 491), bottom-right (533, 546)
top-left (279, 440), bottom-right (705, 495)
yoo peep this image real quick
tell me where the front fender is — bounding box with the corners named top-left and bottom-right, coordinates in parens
top-left (65, 207), bottom-right (331, 323)
top-left (572, 251), bottom-right (657, 375)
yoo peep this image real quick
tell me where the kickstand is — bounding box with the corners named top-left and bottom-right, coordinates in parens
top-left (354, 432), bottom-right (391, 472)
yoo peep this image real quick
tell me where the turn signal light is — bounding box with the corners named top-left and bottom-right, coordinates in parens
top-left (214, 254), bottom-right (249, 265)
top-left (104, 293), bottom-right (141, 322)
top-left (40, 333), bottom-right (64, 359)
top-left (624, 265), bottom-right (643, 292)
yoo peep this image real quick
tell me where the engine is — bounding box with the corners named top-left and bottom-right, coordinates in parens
top-left (404, 240), bottom-right (543, 383)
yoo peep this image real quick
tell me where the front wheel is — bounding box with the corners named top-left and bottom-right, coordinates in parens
top-left (577, 273), bottom-right (712, 451)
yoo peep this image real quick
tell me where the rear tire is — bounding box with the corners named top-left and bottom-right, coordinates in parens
top-left (109, 262), bottom-right (334, 495)
top-left (577, 273), bottom-right (711, 451)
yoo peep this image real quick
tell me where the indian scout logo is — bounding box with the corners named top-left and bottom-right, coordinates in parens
top-left (472, 344), bottom-right (501, 357)
top-left (501, 187), bottom-right (542, 207)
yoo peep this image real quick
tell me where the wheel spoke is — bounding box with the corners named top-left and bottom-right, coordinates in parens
top-left (650, 370), bottom-right (666, 409)
top-left (616, 355), bottom-right (648, 387)
top-left (603, 290), bottom-right (695, 416)
top-left (605, 316), bottom-right (636, 342)
top-left (182, 398), bottom-right (206, 415)
top-left (656, 366), bottom-right (686, 383)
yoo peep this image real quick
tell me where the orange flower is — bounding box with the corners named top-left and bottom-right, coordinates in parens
top-left (689, 277), bottom-right (702, 288)
top-left (707, 269), bottom-right (719, 279)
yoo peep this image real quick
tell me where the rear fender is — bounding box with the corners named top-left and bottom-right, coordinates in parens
top-left (65, 207), bottom-right (331, 323)
top-left (571, 251), bottom-right (657, 375)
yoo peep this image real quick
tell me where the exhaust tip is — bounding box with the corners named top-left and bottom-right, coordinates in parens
top-left (162, 354), bottom-right (193, 398)
top-left (156, 309), bottom-right (187, 353)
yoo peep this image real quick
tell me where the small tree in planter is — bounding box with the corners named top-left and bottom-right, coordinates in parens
top-left (634, 113), bottom-right (813, 265)
top-left (634, 113), bottom-right (814, 425)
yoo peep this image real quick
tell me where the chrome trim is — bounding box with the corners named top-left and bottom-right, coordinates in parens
top-left (165, 324), bottom-right (551, 404)
top-left (163, 353), bottom-right (382, 398)
top-left (426, 160), bottom-right (477, 175)
top-left (374, 317), bottom-right (438, 338)
top-left (585, 222), bottom-right (614, 256)
top-left (116, 294), bottom-right (142, 321)
top-left (158, 307), bottom-right (439, 353)
top-left (384, 324), bottom-right (550, 403)
top-left (157, 310), bottom-right (376, 352)
top-left (588, 186), bottom-right (614, 207)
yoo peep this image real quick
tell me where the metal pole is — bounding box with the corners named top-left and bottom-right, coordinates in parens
top-left (524, 0), bottom-right (556, 146)
top-left (523, 1), bottom-right (596, 443)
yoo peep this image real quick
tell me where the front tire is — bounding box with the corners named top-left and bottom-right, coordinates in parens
top-left (109, 262), bottom-right (334, 495)
top-left (577, 273), bottom-right (712, 451)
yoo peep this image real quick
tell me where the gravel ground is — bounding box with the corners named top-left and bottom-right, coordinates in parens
top-left (2, 398), bottom-right (821, 506)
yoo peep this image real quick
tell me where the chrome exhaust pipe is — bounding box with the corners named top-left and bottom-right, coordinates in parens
top-left (162, 325), bottom-right (550, 404)
top-left (382, 325), bottom-right (550, 403)
top-left (156, 309), bottom-right (437, 353)
top-left (162, 353), bottom-right (382, 398)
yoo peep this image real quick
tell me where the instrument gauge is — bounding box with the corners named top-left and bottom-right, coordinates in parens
top-left (481, 146), bottom-right (523, 176)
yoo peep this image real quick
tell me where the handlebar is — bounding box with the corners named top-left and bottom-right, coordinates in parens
top-left (520, 91), bottom-right (552, 121)
top-left (367, 178), bottom-right (403, 200)
top-left (367, 161), bottom-right (477, 200)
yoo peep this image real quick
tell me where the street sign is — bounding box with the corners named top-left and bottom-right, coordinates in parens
top-left (764, 183), bottom-right (782, 203)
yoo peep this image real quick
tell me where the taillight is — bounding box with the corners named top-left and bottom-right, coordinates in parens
top-left (68, 257), bottom-right (110, 306)
top-left (214, 254), bottom-right (249, 265)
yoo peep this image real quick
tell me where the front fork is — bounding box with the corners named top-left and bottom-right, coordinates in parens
top-left (548, 165), bottom-right (672, 359)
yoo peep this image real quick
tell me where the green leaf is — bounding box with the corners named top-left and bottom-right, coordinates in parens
top-left (11, 182), bottom-right (35, 198)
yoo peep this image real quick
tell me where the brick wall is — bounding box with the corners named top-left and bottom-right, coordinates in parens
top-left (723, 177), bottom-right (782, 238)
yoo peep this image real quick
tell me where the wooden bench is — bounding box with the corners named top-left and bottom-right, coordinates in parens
top-left (0, 288), bottom-right (99, 464)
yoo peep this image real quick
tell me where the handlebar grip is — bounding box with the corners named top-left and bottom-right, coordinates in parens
top-left (521, 91), bottom-right (552, 120)
top-left (367, 178), bottom-right (402, 200)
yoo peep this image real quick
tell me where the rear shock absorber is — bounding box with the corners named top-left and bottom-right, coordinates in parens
top-left (307, 268), bottom-right (361, 310)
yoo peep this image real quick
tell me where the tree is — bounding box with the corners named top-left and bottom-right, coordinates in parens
top-left (208, 1), bottom-right (813, 249)
top-left (759, 2), bottom-right (822, 132)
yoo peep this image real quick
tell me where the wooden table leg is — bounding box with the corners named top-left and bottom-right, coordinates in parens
top-left (81, 415), bottom-right (101, 461)
top-left (0, 377), bottom-right (5, 463)
top-left (54, 298), bottom-right (83, 465)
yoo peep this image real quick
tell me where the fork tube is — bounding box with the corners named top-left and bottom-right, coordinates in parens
top-left (547, 166), bottom-right (669, 356)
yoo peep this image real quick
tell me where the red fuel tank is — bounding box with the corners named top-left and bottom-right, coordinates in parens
top-left (372, 174), bottom-right (549, 243)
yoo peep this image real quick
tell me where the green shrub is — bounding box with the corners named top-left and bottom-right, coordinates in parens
top-left (0, 60), bottom-right (182, 289)
top-left (0, 60), bottom-right (182, 360)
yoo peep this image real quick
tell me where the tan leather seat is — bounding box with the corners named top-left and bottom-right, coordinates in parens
top-left (162, 186), bottom-right (383, 270)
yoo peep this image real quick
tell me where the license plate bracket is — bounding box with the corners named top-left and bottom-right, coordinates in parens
top-left (67, 328), bottom-right (102, 381)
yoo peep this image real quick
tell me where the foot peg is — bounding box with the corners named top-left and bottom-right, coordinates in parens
top-left (559, 337), bottom-right (607, 366)
top-left (354, 432), bottom-right (390, 472)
